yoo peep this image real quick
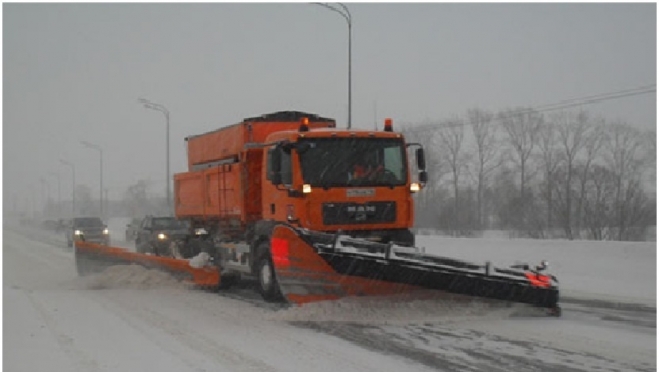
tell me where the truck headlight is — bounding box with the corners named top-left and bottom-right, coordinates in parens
top-left (103, 228), bottom-right (109, 235)
top-left (74, 230), bottom-right (83, 235)
top-left (157, 233), bottom-right (167, 240)
top-left (410, 183), bottom-right (421, 193)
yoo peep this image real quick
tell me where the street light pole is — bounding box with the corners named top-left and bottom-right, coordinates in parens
top-left (312, 2), bottom-right (352, 129)
top-left (138, 98), bottom-right (171, 215)
top-left (81, 140), bottom-right (103, 219)
top-left (59, 159), bottom-right (76, 218)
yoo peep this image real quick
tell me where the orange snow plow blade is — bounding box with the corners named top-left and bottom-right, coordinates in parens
top-left (74, 241), bottom-right (220, 287)
top-left (271, 225), bottom-right (423, 304)
top-left (270, 225), bottom-right (560, 312)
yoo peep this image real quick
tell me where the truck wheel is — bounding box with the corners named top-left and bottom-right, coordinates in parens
top-left (256, 242), bottom-right (284, 302)
top-left (218, 273), bottom-right (239, 290)
top-left (136, 240), bottom-right (153, 255)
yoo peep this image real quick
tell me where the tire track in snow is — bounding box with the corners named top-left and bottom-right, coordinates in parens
top-left (23, 290), bottom-right (103, 372)
top-left (88, 291), bottom-right (280, 372)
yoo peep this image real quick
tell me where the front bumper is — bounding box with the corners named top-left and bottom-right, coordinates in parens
top-left (74, 235), bottom-right (110, 245)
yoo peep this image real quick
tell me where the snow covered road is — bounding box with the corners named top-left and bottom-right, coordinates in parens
top-left (4, 224), bottom-right (656, 372)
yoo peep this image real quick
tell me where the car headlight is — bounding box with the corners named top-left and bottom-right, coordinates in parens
top-left (103, 228), bottom-right (109, 235)
top-left (157, 233), bottom-right (167, 240)
top-left (74, 230), bottom-right (82, 235)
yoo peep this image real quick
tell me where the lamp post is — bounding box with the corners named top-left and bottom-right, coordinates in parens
top-left (81, 140), bottom-right (103, 218)
top-left (59, 159), bottom-right (76, 218)
top-left (138, 98), bottom-right (171, 214)
top-left (313, 2), bottom-right (352, 129)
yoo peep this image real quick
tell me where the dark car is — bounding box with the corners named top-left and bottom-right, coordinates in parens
top-left (135, 216), bottom-right (190, 256)
top-left (66, 217), bottom-right (110, 247)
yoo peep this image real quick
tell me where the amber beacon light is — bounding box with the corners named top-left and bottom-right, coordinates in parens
top-left (384, 118), bottom-right (393, 132)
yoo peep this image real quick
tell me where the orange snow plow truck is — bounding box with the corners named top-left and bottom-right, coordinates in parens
top-left (75, 111), bottom-right (559, 314)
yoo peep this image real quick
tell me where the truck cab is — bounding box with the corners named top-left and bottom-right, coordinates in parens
top-left (263, 120), bottom-right (427, 246)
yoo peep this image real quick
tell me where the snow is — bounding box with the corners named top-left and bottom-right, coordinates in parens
top-left (3, 219), bottom-right (656, 372)
top-left (416, 235), bottom-right (656, 305)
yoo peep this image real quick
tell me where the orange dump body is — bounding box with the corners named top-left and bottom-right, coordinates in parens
top-left (186, 113), bottom-right (334, 171)
top-left (176, 112), bottom-right (335, 225)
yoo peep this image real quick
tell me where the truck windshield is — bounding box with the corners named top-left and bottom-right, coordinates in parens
top-left (298, 138), bottom-right (407, 187)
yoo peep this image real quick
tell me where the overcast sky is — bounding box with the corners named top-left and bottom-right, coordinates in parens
top-left (3, 2), bottom-right (656, 213)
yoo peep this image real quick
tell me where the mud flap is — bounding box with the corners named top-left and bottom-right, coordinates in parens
top-left (74, 241), bottom-right (220, 288)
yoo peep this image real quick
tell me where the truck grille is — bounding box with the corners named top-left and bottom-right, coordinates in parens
top-left (322, 202), bottom-right (396, 225)
top-left (79, 228), bottom-right (107, 242)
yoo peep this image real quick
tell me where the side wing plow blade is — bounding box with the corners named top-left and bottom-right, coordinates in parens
top-left (270, 226), bottom-right (559, 311)
top-left (74, 241), bottom-right (220, 287)
top-left (270, 225), bottom-right (420, 304)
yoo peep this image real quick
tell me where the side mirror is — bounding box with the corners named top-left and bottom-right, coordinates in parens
top-left (419, 170), bottom-right (428, 184)
top-left (416, 148), bottom-right (426, 171)
top-left (269, 147), bottom-right (282, 185)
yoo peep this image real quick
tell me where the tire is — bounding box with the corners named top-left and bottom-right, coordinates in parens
top-left (136, 240), bottom-right (151, 254)
top-left (255, 242), bottom-right (284, 302)
top-left (217, 273), bottom-right (240, 290)
top-left (390, 229), bottom-right (415, 247)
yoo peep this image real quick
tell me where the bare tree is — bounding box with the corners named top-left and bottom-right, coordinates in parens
top-left (575, 119), bottom-right (605, 234)
top-left (437, 117), bottom-right (466, 234)
top-left (604, 122), bottom-right (646, 240)
top-left (553, 110), bottom-right (590, 239)
top-left (641, 128), bottom-right (656, 191)
top-left (123, 180), bottom-right (151, 218)
top-left (535, 121), bottom-right (560, 232)
top-left (467, 108), bottom-right (500, 229)
top-left (499, 107), bottom-right (542, 201)
top-left (582, 164), bottom-right (617, 240)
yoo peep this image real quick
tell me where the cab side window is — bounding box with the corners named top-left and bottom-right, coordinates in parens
top-left (266, 147), bottom-right (292, 185)
top-left (281, 150), bottom-right (292, 185)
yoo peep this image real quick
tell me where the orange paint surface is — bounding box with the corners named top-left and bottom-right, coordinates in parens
top-left (270, 225), bottom-right (421, 304)
top-left (75, 241), bottom-right (220, 287)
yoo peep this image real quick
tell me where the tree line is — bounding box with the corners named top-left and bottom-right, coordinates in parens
top-left (403, 108), bottom-right (656, 241)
